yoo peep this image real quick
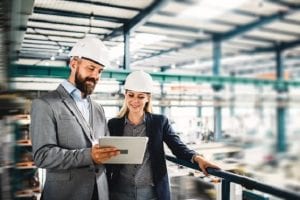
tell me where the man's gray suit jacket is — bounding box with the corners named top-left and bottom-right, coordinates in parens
top-left (30, 84), bottom-right (109, 200)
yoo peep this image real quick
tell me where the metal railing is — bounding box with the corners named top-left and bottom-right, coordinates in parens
top-left (166, 155), bottom-right (300, 200)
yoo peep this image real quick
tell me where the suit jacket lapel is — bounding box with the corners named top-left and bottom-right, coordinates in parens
top-left (57, 85), bottom-right (94, 143)
top-left (90, 99), bottom-right (97, 133)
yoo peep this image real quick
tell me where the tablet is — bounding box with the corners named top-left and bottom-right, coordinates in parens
top-left (98, 136), bottom-right (148, 164)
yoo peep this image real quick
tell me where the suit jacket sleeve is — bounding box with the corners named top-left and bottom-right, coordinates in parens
top-left (30, 98), bottom-right (93, 170)
top-left (161, 115), bottom-right (195, 161)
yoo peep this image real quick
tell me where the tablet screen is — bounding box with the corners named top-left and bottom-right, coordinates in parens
top-left (99, 136), bottom-right (148, 164)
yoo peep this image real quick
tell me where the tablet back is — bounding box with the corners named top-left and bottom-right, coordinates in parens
top-left (99, 136), bottom-right (148, 164)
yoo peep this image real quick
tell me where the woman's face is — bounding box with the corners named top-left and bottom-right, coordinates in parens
top-left (125, 90), bottom-right (149, 114)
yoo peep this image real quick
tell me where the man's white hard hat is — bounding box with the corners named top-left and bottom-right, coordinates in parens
top-left (68, 36), bottom-right (110, 67)
top-left (124, 70), bottom-right (153, 93)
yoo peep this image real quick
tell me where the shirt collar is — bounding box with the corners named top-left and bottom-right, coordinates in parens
top-left (61, 80), bottom-right (77, 94)
top-left (125, 114), bottom-right (146, 125)
top-left (61, 80), bottom-right (87, 101)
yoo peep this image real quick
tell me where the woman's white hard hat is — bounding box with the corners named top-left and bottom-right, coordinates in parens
top-left (124, 70), bottom-right (153, 93)
top-left (68, 36), bottom-right (110, 67)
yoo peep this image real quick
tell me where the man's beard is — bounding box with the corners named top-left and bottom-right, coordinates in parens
top-left (75, 70), bottom-right (97, 97)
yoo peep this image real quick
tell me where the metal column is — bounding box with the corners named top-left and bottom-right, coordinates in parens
top-left (221, 179), bottom-right (230, 200)
top-left (123, 27), bottom-right (130, 70)
top-left (229, 72), bottom-right (235, 117)
top-left (275, 47), bottom-right (286, 152)
top-left (160, 84), bottom-right (166, 115)
top-left (160, 67), bottom-right (168, 115)
top-left (212, 39), bottom-right (222, 141)
top-left (198, 97), bottom-right (202, 118)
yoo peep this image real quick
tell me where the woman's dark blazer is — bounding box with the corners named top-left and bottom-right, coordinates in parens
top-left (106, 112), bottom-right (196, 200)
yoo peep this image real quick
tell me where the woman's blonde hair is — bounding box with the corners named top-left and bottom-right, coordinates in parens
top-left (117, 91), bottom-right (153, 118)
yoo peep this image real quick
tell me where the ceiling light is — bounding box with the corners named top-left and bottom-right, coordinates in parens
top-left (130, 33), bottom-right (166, 53)
top-left (109, 44), bottom-right (124, 59)
top-left (179, 0), bottom-right (248, 21)
top-left (109, 33), bottom-right (166, 59)
top-left (58, 48), bottom-right (63, 53)
top-left (133, 33), bottom-right (166, 45)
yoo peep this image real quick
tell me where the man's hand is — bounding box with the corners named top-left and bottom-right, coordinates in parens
top-left (193, 155), bottom-right (220, 176)
top-left (91, 144), bottom-right (120, 164)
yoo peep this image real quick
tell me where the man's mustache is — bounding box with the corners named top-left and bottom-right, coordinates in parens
top-left (85, 77), bottom-right (96, 84)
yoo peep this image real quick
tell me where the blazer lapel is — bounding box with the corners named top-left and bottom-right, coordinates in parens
top-left (145, 112), bottom-right (153, 137)
top-left (118, 118), bottom-right (126, 136)
top-left (57, 85), bottom-right (94, 143)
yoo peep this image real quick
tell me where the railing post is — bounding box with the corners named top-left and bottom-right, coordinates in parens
top-left (222, 179), bottom-right (230, 200)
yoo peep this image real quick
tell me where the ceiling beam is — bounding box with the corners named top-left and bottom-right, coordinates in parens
top-left (134, 30), bottom-right (202, 40)
top-left (220, 11), bottom-right (287, 40)
top-left (261, 27), bottom-right (300, 37)
top-left (132, 5), bottom-right (300, 65)
top-left (64, 0), bottom-right (141, 12)
top-left (17, 53), bottom-right (68, 61)
top-left (33, 7), bottom-right (128, 24)
top-left (145, 22), bottom-right (217, 35)
top-left (103, 0), bottom-right (170, 40)
top-left (25, 32), bottom-right (84, 39)
top-left (279, 39), bottom-right (300, 50)
top-left (267, 0), bottom-right (300, 9)
top-left (132, 38), bottom-right (210, 63)
top-left (22, 37), bottom-right (74, 45)
top-left (28, 18), bottom-right (115, 31)
top-left (245, 38), bottom-right (300, 53)
top-left (27, 26), bottom-right (89, 34)
top-left (9, 64), bottom-right (300, 87)
top-left (242, 35), bottom-right (282, 44)
top-left (283, 18), bottom-right (300, 26)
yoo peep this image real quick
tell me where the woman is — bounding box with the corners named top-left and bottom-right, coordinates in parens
top-left (107, 70), bottom-right (220, 200)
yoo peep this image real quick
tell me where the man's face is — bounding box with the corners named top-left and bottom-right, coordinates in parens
top-left (72, 58), bottom-right (104, 97)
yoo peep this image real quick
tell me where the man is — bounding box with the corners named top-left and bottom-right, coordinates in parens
top-left (30, 37), bottom-right (119, 200)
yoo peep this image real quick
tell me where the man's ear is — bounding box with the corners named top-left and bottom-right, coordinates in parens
top-left (69, 59), bottom-right (76, 69)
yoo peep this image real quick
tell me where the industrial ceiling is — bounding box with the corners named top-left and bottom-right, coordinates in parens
top-left (12, 0), bottom-right (300, 78)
